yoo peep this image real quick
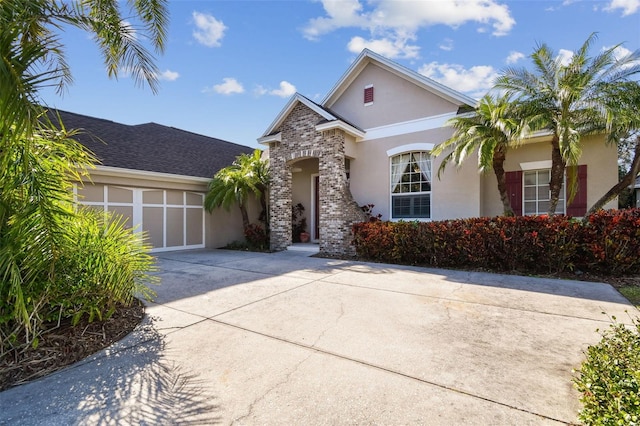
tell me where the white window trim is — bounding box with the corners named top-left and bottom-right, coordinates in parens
top-left (522, 169), bottom-right (566, 216)
top-left (520, 160), bottom-right (552, 171)
top-left (388, 150), bottom-right (433, 221)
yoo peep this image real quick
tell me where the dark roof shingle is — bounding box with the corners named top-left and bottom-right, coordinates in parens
top-left (49, 110), bottom-right (254, 178)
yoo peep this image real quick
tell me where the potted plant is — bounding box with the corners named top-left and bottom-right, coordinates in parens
top-left (292, 203), bottom-right (308, 243)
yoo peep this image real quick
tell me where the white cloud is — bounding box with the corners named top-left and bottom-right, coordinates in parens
top-left (557, 49), bottom-right (574, 65)
top-left (254, 85), bottom-right (268, 96)
top-left (303, 0), bottom-right (516, 49)
top-left (255, 81), bottom-right (297, 98)
top-left (192, 11), bottom-right (227, 47)
top-left (157, 69), bottom-right (179, 81)
top-left (347, 35), bottom-right (419, 59)
top-left (506, 51), bottom-right (525, 64)
top-left (439, 38), bottom-right (454, 52)
top-left (419, 62), bottom-right (497, 98)
top-left (604, 0), bottom-right (640, 15)
top-left (607, 45), bottom-right (632, 61)
top-left (203, 77), bottom-right (244, 95)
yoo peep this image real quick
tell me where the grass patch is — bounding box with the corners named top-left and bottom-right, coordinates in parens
top-left (620, 286), bottom-right (640, 309)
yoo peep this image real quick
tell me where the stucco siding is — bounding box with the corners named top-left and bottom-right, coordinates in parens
top-left (348, 127), bottom-right (481, 221)
top-left (330, 63), bottom-right (458, 130)
top-left (480, 135), bottom-right (618, 217)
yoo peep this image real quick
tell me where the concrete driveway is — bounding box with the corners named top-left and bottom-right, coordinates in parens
top-left (1, 249), bottom-right (636, 425)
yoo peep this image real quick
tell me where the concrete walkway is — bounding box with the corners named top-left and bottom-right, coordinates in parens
top-left (1, 249), bottom-right (636, 425)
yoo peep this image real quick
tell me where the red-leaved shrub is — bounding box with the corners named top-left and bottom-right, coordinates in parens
top-left (352, 209), bottom-right (640, 276)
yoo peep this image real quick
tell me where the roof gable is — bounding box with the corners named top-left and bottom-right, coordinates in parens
top-left (322, 49), bottom-right (477, 110)
top-left (258, 93), bottom-right (364, 143)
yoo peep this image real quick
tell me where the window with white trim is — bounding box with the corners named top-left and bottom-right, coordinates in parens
top-left (523, 169), bottom-right (565, 215)
top-left (390, 151), bottom-right (432, 219)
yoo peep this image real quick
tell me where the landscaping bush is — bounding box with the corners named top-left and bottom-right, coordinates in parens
top-left (51, 209), bottom-right (157, 326)
top-left (352, 209), bottom-right (640, 276)
top-left (244, 223), bottom-right (269, 251)
top-left (574, 318), bottom-right (640, 425)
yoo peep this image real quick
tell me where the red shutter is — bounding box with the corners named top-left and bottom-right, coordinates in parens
top-left (364, 86), bottom-right (374, 104)
top-left (506, 171), bottom-right (523, 216)
top-left (566, 165), bottom-right (587, 217)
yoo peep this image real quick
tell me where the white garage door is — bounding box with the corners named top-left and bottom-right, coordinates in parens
top-left (77, 184), bottom-right (205, 252)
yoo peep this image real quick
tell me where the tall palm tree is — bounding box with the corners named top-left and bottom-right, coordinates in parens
top-left (432, 93), bottom-right (529, 217)
top-left (496, 33), bottom-right (640, 215)
top-left (205, 149), bottom-right (270, 231)
top-left (588, 81), bottom-right (640, 214)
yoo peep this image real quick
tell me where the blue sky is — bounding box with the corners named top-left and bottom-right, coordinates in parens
top-left (40, 0), bottom-right (640, 149)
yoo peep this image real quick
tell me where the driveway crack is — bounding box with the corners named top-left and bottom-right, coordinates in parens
top-left (230, 352), bottom-right (313, 425)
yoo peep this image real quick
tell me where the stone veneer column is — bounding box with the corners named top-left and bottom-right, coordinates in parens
top-left (268, 143), bottom-right (292, 251)
top-left (318, 129), bottom-right (367, 256)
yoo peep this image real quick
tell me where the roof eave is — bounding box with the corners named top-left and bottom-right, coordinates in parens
top-left (315, 120), bottom-right (366, 141)
top-left (257, 132), bottom-right (282, 145)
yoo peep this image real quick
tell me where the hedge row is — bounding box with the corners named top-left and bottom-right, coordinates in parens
top-left (352, 209), bottom-right (640, 276)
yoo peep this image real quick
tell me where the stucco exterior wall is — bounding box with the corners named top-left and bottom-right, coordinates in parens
top-left (329, 63), bottom-right (456, 129)
top-left (480, 135), bottom-right (618, 217)
top-left (348, 127), bottom-right (481, 221)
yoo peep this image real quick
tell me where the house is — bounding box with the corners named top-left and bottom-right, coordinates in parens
top-left (635, 176), bottom-right (640, 208)
top-left (50, 110), bottom-right (256, 252)
top-left (258, 49), bottom-right (618, 256)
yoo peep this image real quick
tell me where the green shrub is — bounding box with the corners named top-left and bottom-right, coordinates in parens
top-left (352, 209), bottom-right (640, 276)
top-left (50, 209), bottom-right (157, 325)
top-left (574, 318), bottom-right (640, 425)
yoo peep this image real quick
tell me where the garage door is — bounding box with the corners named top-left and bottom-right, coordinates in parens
top-left (77, 184), bottom-right (205, 252)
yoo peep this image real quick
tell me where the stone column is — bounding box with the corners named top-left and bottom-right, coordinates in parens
top-left (268, 143), bottom-right (292, 251)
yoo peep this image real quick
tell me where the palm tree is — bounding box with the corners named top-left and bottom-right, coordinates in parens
top-left (204, 149), bottom-right (270, 231)
top-left (587, 81), bottom-right (640, 214)
top-left (496, 33), bottom-right (640, 215)
top-left (0, 0), bottom-right (168, 145)
top-left (431, 93), bottom-right (529, 217)
top-left (0, 0), bottom-right (168, 348)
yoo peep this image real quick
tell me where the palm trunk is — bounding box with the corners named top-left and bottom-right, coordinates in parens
top-left (239, 203), bottom-right (250, 230)
top-left (587, 136), bottom-right (640, 215)
top-left (548, 135), bottom-right (566, 216)
top-left (492, 146), bottom-right (514, 217)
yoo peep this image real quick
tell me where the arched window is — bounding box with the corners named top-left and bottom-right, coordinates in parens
top-left (390, 151), bottom-right (432, 219)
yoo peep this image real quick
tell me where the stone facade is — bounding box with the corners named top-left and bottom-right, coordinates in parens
top-left (268, 103), bottom-right (366, 255)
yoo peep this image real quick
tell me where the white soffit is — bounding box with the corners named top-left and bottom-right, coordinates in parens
top-left (363, 112), bottom-right (457, 141)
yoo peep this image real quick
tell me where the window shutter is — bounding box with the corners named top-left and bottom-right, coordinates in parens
top-left (506, 171), bottom-right (523, 216)
top-left (364, 86), bottom-right (374, 104)
top-left (566, 165), bottom-right (587, 217)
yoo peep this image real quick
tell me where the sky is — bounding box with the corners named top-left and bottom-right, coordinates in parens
top-left (40, 0), bottom-right (640, 149)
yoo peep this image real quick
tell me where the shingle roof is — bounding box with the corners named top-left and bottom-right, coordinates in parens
top-left (48, 110), bottom-right (255, 178)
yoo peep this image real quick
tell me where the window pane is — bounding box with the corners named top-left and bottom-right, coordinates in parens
top-left (539, 201), bottom-right (550, 213)
top-left (538, 171), bottom-right (550, 184)
top-left (538, 185), bottom-right (549, 200)
top-left (524, 172), bottom-right (537, 185)
top-left (524, 187), bottom-right (536, 200)
top-left (524, 202), bottom-right (536, 215)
